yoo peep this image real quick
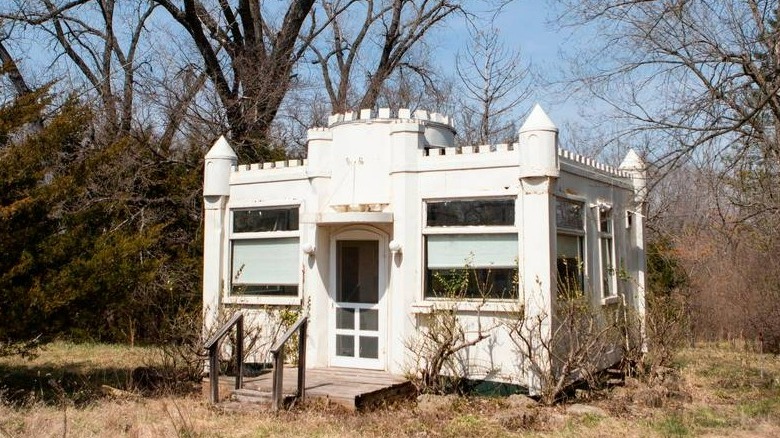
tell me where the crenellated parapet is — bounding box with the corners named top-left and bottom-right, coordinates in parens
top-left (327, 108), bottom-right (454, 129)
top-left (558, 149), bottom-right (630, 179)
top-left (422, 143), bottom-right (516, 156)
top-left (418, 140), bottom-right (632, 182)
top-left (230, 159), bottom-right (308, 173)
top-left (314, 107), bottom-right (456, 151)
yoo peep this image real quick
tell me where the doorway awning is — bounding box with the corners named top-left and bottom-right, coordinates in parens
top-left (313, 212), bottom-right (393, 224)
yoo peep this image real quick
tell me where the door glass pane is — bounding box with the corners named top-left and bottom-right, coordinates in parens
top-left (336, 308), bottom-right (355, 329)
top-left (337, 240), bottom-right (379, 303)
top-left (359, 309), bottom-right (378, 331)
top-left (359, 336), bottom-right (379, 359)
top-left (336, 335), bottom-right (354, 357)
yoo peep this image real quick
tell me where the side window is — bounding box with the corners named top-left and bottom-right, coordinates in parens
top-left (556, 198), bottom-right (585, 295)
top-left (230, 206), bottom-right (300, 297)
top-left (597, 206), bottom-right (616, 298)
top-left (423, 199), bottom-right (518, 300)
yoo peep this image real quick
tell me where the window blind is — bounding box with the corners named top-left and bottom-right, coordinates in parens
top-left (427, 234), bottom-right (518, 269)
top-left (231, 237), bottom-right (299, 285)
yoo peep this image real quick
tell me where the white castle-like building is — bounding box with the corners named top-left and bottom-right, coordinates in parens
top-left (202, 105), bottom-right (647, 390)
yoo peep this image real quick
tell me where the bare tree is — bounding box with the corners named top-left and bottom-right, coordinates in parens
top-left (507, 291), bottom-right (619, 405)
top-left (404, 267), bottom-right (492, 394)
top-left (0, 39), bottom-right (33, 98)
top-left (2, 1), bottom-right (159, 136)
top-left (151, 0), bottom-right (333, 161)
top-left (309, 0), bottom-right (463, 113)
top-left (456, 26), bottom-right (531, 145)
top-left (558, 1), bottom-right (780, 171)
top-left (375, 63), bottom-right (456, 114)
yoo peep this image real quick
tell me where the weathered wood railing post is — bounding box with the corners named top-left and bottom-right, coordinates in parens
top-left (271, 347), bottom-right (283, 409)
top-left (269, 314), bottom-right (309, 410)
top-left (203, 312), bottom-right (245, 404)
top-left (297, 317), bottom-right (307, 401)
top-left (236, 316), bottom-right (244, 390)
top-left (209, 344), bottom-right (219, 403)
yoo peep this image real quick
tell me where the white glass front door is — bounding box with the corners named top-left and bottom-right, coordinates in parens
top-left (331, 237), bottom-right (384, 369)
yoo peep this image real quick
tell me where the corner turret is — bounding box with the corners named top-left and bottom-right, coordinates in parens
top-left (519, 104), bottom-right (559, 178)
top-left (619, 149), bottom-right (647, 202)
top-left (204, 136), bottom-right (237, 197)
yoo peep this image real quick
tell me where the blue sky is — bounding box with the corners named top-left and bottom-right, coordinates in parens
top-left (431, 1), bottom-right (583, 129)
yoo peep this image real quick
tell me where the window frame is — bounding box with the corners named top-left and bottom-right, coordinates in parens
top-left (421, 197), bottom-right (519, 302)
top-left (555, 196), bottom-right (587, 296)
top-left (596, 205), bottom-right (617, 301)
top-left (225, 204), bottom-right (302, 305)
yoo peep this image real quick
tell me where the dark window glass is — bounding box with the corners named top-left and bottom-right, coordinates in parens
top-left (427, 199), bottom-right (514, 227)
top-left (599, 208), bottom-right (612, 233)
top-left (425, 268), bottom-right (517, 299)
top-left (557, 258), bottom-right (584, 296)
top-left (336, 240), bottom-right (379, 304)
top-left (233, 207), bottom-right (299, 233)
top-left (360, 336), bottom-right (379, 359)
top-left (601, 237), bottom-right (614, 297)
top-left (556, 234), bottom-right (584, 295)
top-left (336, 335), bottom-right (354, 357)
top-left (556, 198), bottom-right (583, 230)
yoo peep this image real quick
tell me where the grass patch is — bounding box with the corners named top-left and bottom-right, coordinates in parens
top-left (444, 414), bottom-right (500, 437)
top-left (690, 406), bottom-right (731, 428)
top-left (739, 398), bottom-right (780, 418)
top-left (580, 413), bottom-right (603, 427)
top-left (654, 414), bottom-right (691, 437)
top-left (0, 341), bottom-right (166, 406)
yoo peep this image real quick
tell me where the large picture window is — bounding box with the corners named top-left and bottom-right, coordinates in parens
top-left (424, 199), bottom-right (517, 300)
top-left (556, 198), bottom-right (585, 294)
top-left (229, 206), bottom-right (300, 297)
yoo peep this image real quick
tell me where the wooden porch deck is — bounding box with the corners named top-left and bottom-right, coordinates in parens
top-left (212, 367), bottom-right (414, 411)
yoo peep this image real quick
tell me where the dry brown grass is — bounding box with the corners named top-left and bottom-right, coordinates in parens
top-left (1, 342), bottom-right (779, 437)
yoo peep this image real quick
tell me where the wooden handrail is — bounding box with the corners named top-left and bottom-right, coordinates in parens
top-left (204, 312), bottom-right (243, 350)
top-left (269, 314), bottom-right (308, 410)
top-left (270, 314), bottom-right (308, 352)
top-left (205, 312), bottom-right (244, 404)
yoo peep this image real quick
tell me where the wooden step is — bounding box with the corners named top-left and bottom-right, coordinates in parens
top-left (231, 388), bottom-right (275, 404)
top-left (209, 367), bottom-right (413, 411)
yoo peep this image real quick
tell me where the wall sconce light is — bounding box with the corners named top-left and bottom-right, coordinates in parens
top-left (302, 243), bottom-right (316, 255)
top-left (388, 240), bottom-right (402, 254)
top-left (590, 200), bottom-right (612, 212)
